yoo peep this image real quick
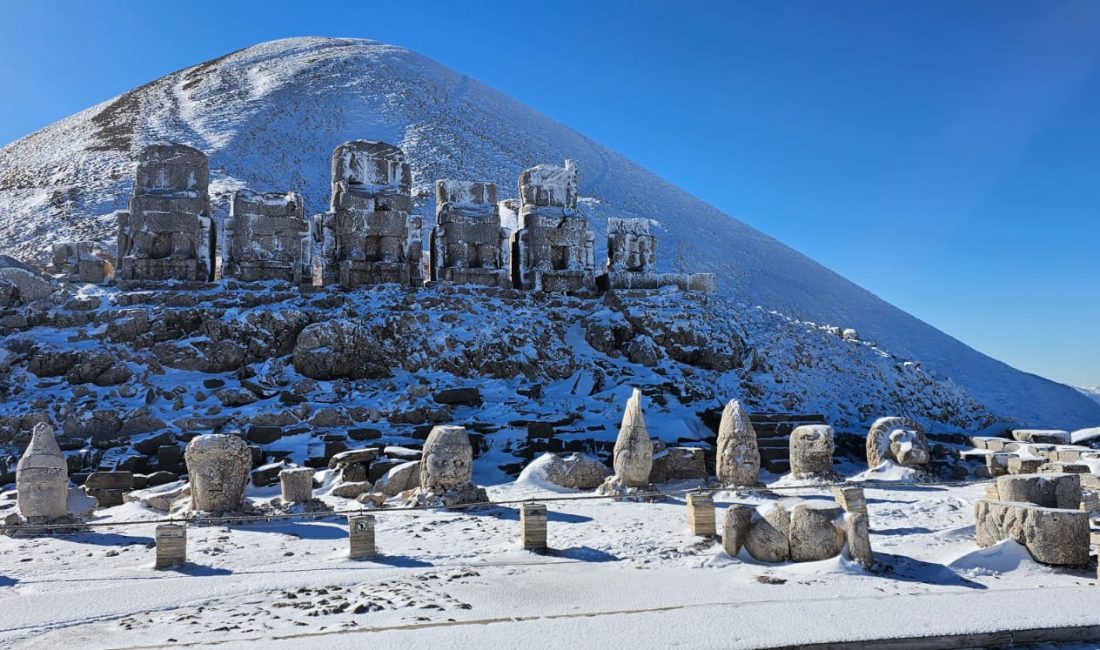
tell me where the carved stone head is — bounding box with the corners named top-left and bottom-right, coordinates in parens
top-left (419, 426), bottom-right (474, 492)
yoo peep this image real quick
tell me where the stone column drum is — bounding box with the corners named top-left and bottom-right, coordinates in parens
top-left (520, 503), bottom-right (548, 551)
top-left (687, 493), bottom-right (716, 536)
top-left (155, 524), bottom-right (187, 569)
top-left (348, 514), bottom-right (376, 559)
top-left (279, 468), bottom-right (314, 503)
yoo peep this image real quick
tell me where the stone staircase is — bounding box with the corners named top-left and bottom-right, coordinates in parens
top-left (698, 409), bottom-right (828, 475)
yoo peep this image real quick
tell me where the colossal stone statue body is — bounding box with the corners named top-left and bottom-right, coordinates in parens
top-left (317, 140), bottom-right (422, 288)
top-left (596, 217), bottom-right (716, 292)
top-left (16, 423), bottom-right (69, 523)
top-left (406, 425), bottom-right (488, 507)
top-left (866, 416), bottom-right (931, 469)
top-left (224, 189), bottom-right (311, 283)
top-left (184, 434), bottom-right (252, 512)
top-left (429, 180), bottom-right (510, 287)
top-left (116, 144), bottom-right (214, 282)
top-left (510, 160), bottom-right (595, 291)
top-left (715, 399), bottom-right (760, 486)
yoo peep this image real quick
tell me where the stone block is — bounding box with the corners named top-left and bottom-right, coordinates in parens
top-left (831, 486), bottom-right (867, 514)
top-left (1012, 429), bottom-right (1071, 445)
top-left (279, 468), bottom-right (314, 503)
top-left (995, 473), bottom-right (1080, 510)
top-left (1007, 457), bottom-right (1043, 474)
top-left (846, 512), bottom-right (873, 569)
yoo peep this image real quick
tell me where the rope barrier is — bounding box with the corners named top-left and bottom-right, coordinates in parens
top-left (1, 476), bottom-right (993, 537)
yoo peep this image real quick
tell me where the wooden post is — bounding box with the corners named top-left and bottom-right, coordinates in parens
top-left (520, 503), bottom-right (548, 551)
top-left (687, 493), bottom-right (716, 536)
top-left (155, 523), bottom-right (186, 569)
top-left (348, 514), bottom-right (376, 559)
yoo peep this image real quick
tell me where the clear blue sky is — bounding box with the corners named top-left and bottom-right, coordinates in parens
top-left (1, 0), bottom-right (1097, 387)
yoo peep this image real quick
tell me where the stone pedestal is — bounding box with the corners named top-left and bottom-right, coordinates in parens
top-left (520, 503), bottom-right (548, 551)
top-left (832, 486), bottom-right (867, 514)
top-left (279, 468), bottom-right (314, 503)
top-left (687, 493), bottom-right (716, 536)
top-left (846, 512), bottom-right (873, 569)
top-left (348, 514), bottom-right (376, 559)
top-left (155, 524), bottom-right (186, 569)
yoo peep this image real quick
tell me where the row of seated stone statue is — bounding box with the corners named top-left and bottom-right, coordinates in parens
top-left (100, 141), bottom-right (716, 292)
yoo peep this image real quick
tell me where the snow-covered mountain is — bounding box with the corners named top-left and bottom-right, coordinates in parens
top-left (1079, 387), bottom-right (1100, 407)
top-left (0, 36), bottom-right (1096, 429)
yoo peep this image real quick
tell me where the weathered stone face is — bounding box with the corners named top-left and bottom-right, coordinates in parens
top-left (789, 425), bottom-right (835, 479)
top-left (419, 426), bottom-right (475, 493)
top-left (184, 434), bottom-right (251, 512)
top-left (715, 399), bottom-right (760, 486)
top-left (318, 140), bottom-right (421, 288)
top-left (16, 423), bottom-right (69, 522)
top-left (512, 160), bottom-right (595, 291)
top-left (117, 144), bottom-right (213, 282)
top-left (612, 388), bottom-right (653, 487)
top-left (430, 180), bottom-right (509, 287)
top-left (225, 189), bottom-right (310, 283)
top-left (866, 416), bottom-right (930, 468)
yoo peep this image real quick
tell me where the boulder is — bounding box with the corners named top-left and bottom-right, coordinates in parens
top-left (525, 452), bottom-right (610, 490)
top-left (328, 447), bottom-right (380, 470)
top-left (0, 263), bottom-right (55, 303)
top-left (0, 279), bottom-right (17, 307)
top-left (433, 387), bottom-right (482, 406)
top-left (374, 460), bottom-right (421, 496)
top-left (331, 481), bottom-right (373, 499)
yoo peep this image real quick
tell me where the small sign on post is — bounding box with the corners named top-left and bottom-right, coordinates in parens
top-left (155, 523), bottom-right (186, 569)
top-left (520, 502), bottom-right (548, 551)
top-left (687, 493), bottom-right (716, 536)
top-left (348, 514), bottom-right (376, 559)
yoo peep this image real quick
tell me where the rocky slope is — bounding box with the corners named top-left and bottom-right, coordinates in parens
top-left (0, 281), bottom-right (992, 486)
top-left (0, 37), bottom-right (1096, 428)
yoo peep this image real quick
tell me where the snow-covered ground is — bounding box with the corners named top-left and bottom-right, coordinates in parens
top-left (1, 466), bottom-right (1097, 649)
top-left (1, 36), bottom-right (1097, 429)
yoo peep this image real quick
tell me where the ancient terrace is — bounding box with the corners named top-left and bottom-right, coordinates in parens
top-left (96, 141), bottom-right (716, 293)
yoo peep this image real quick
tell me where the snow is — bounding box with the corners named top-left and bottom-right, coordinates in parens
top-left (0, 36), bottom-right (1096, 428)
top-left (1, 474), bottom-right (1097, 648)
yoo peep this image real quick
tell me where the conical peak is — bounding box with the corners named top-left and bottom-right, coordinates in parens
top-left (719, 399), bottom-right (754, 438)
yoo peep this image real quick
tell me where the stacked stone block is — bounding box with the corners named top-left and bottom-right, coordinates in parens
top-left (596, 218), bottom-right (716, 292)
top-left (116, 144), bottom-right (214, 282)
top-left (318, 140), bottom-right (422, 288)
top-left (224, 190), bottom-right (310, 283)
top-left (510, 160), bottom-right (595, 291)
top-left (48, 241), bottom-right (113, 283)
top-left (429, 180), bottom-right (509, 287)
